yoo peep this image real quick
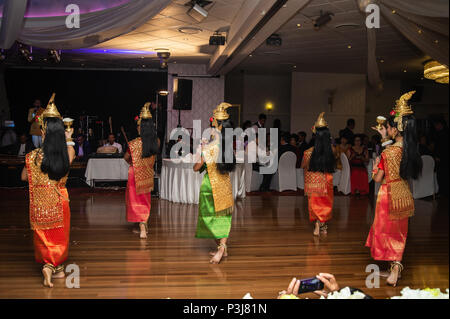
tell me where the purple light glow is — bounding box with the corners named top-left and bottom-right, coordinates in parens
top-left (65, 48), bottom-right (156, 55)
top-left (0, 0), bottom-right (132, 18)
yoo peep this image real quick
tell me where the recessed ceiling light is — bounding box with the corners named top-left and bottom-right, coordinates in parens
top-left (418, 29), bottom-right (423, 34)
top-left (347, 44), bottom-right (352, 48)
top-left (392, 10), bottom-right (396, 14)
top-left (178, 27), bottom-right (202, 34)
top-left (403, 69), bottom-right (407, 73)
top-left (435, 40), bottom-right (439, 44)
top-left (380, 59), bottom-right (384, 63)
top-left (249, 54), bottom-right (253, 57)
top-left (293, 65), bottom-right (297, 68)
top-left (297, 23), bottom-right (301, 28)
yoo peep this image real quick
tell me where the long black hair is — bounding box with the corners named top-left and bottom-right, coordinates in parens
top-left (309, 127), bottom-right (335, 173)
top-left (40, 117), bottom-right (70, 181)
top-left (140, 118), bottom-right (158, 158)
top-left (216, 119), bottom-right (236, 174)
top-left (388, 115), bottom-right (422, 180)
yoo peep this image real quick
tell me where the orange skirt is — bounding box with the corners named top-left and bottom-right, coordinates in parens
top-left (308, 174), bottom-right (333, 223)
top-left (33, 189), bottom-right (70, 267)
top-left (365, 184), bottom-right (408, 261)
top-left (126, 166), bottom-right (151, 223)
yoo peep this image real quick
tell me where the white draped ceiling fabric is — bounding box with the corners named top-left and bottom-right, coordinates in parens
top-left (358, 0), bottom-right (449, 90)
top-left (0, 0), bottom-right (171, 49)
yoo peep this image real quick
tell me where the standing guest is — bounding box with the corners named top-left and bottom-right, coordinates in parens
top-left (347, 135), bottom-right (369, 195)
top-left (124, 103), bottom-right (158, 239)
top-left (194, 103), bottom-right (236, 264)
top-left (104, 133), bottom-right (123, 153)
top-left (339, 118), bottom-right (355, 144)
top-left (366, 91), bottom-right (422, 287)
top-left (20, 94), bottom-right (75, 288)
top-left (432, 118), bottom-right (449, 195)
top-left (289, 134), bottom-right (302, 168)
top-left (370, 135), bottom-right (382, 157)
top-left (302, 112), bottom-right (335, 236)
top-left (27, 99), bottom-right (46, 148)
top-left (273, 118), bottom-right (282, 132)
top-left (297, 131), bottom-right (309, 161)
top-left (252, 113), bottom-right (266, 133)
top-left (242, 120), bottom-right (252, 149)
top-left (11, 133), bottom-right (35, 156)
top-left (335, 136), bottom-right (349, 170)
top-left (74, 134), bottom-right (91, 160)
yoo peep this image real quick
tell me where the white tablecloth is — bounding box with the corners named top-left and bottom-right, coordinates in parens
top-left (85, 158), bottom-right (130, 187)
top-left (160, 159), bottom-right (246, 204)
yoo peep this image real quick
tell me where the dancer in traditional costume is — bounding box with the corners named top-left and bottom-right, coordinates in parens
top-left (21, 93), bottom-right (75, 288)
top-left (193, 103), bottom-right (236, 264)
top-left (366, 91), bottom-right (423, 287)
top-left (124, 103), bottom-right (158, 239)
top-left (302, 112), bottom-right (336, 236)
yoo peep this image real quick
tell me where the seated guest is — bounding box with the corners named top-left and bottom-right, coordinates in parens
top-left (75, 134), bottom-right (91, 160)
top-left (335, 136), bottom-right (349, 170)
top-left (418, 134), bottom-right (433, 156)
top-left (297, 131), bottom-right (309, 160)
top-left (11, 133), bottom-right (35, 156)
top-left (346, 135), bottom-right (369, 195)
top-left (259, 132), bottom-right (297, 191)
top-left (103, 133), bottom-right (123, 153)
top-left (289, 134), bottom-right (302, 168)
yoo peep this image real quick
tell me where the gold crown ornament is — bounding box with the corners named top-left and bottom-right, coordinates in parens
top-left (137, 102), bottom-right (152, 125)
top-left (312, 112), bottom-right (328, 133)
top-left (211, 102), bottom-right (232, 129)
top-left (38, 93), bottom-right (62, 130)
top-left (391, 91), bottom-right (415, 131)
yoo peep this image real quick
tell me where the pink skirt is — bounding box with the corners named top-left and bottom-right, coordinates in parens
top-left (126, 166), bottom-right (151, 223)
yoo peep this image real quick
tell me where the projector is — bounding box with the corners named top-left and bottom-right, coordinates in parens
top-left (266, 34), bottom-right (282, 46)
top-left (188, 3), bottom-right (208, 22)
top-left (209, 34), bottom-right (226, 46)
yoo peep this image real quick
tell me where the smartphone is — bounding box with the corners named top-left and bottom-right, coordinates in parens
top-left (298, 277), bottom-right (324, 294)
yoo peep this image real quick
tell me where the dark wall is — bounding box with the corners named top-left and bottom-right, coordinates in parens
top-left (4, 68), bottom-right (167, 142)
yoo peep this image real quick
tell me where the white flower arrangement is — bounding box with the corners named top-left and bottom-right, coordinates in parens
top-left (320, 287), bottom-right (367, 299)
top-left (391, 287), bottom-right (449, 299)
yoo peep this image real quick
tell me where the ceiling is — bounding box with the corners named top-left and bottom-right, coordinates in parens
top-left (2, 0), bottom-right (443, 78)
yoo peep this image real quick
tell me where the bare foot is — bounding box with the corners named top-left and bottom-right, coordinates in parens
top-left (210, 246), bottom-right (226, 264)
top-left (42, 267), bottom-right (54, 288)
top-left (386, 265), bottom-right (400, 287)
top-left (209, 250), bottom-right (228, 257)
top-left (52, 271), bottom-right (65, 279)
top-left (139, 223), bottom-right (147, 239)
top-left (313, 221), bottom-right (320, 236)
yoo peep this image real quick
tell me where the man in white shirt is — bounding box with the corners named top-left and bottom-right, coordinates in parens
top-left (104, 133), bottom-right (123, 153)
top-left (252, 113), bottom-right (267, 134)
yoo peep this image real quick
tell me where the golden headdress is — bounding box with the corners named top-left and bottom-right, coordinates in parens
top-left (39, 93), bottom-right (62, 129)
top-left (312, 112), bottom-right (328, 133)
top-left (137, 102), bottom-right (152, 125)
top-left (392, 91), bottom-right (415, 131)
top-left (212, 102), bottom-right (232, 129)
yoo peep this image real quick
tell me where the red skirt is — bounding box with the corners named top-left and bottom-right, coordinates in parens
top-left (126, 166), bottom-right (151, 223)
top-left (308, 174), bottom-right (333, 223)
top-left (33, 189), bottom-right (70, 267)
top-left (365, 184), bottom-right (408, 261)
top-left (350, 166), bottom-right (369, 195)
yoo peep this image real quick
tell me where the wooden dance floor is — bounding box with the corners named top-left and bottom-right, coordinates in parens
top-left (0, 189), bottom-right (448, 299)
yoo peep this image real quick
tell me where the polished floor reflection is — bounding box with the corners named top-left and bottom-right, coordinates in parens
top-left (0, 189), bottom-right (448, 299)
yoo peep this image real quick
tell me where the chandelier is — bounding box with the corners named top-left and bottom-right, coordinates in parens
top-left (423, 60), bottom-right (449, 84)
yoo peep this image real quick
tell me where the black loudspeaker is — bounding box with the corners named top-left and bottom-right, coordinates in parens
top-left (173, 78), bottom-right (192, 110)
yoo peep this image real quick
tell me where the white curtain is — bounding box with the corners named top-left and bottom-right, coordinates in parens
top-left (0, 0), bottom-right (171, 49)
top-left (0, 0), bottom-right (28, 49)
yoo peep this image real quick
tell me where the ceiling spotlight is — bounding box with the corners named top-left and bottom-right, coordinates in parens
top-left (209, 32), bottom-right (226, 45)
top-left (266, 34), bottom-right (282, 46)
top-left (18, 43), bottom-right (33, 62)
top-left (186, 0), bottom-right (212, 22)
top-left (156, 49), bottom-right (170, 69)
top-left (314, 11), bottom-right (334, 29)
top-left (48, 50), bottom-right (61, 63)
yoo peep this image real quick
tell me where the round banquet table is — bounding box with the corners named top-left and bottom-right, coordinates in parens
top-left (160, 159), bottom-right (246, 204)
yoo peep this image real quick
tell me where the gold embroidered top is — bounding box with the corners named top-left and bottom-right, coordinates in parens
top-left (26, 149), bottom-right (68, 230)
top-left (128, 138), bottom-right (155, 195)
top-left (381, 141), bottom-right (414, 220)
top-left (303, 147), bottom-right (330, 196)
top-left (202, 139), bottom-right (234, 215)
